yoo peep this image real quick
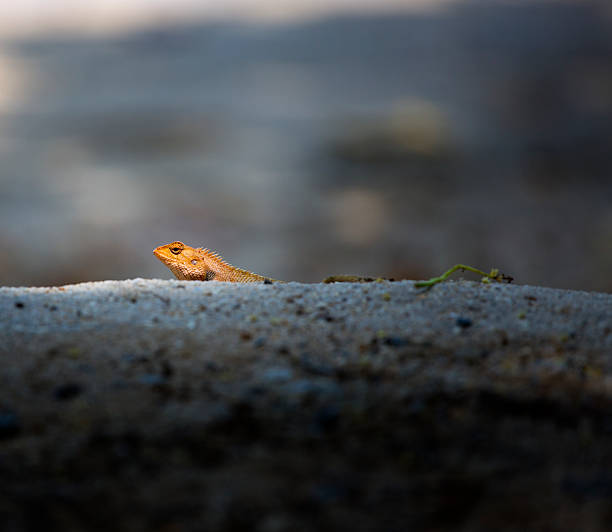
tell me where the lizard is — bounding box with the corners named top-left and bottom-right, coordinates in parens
top-left (154, 241), bottom-right (512, 287)
top-left (153, 241), bottom-right (280, 283)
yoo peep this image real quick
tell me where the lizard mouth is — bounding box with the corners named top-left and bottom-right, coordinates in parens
top-left (153, 246), bottom-right (166, 259)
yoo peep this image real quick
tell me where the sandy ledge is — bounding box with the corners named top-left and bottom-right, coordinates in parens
top-left (1, 279), bottom-right (611, 531)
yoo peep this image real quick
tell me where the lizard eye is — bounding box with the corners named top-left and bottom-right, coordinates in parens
top-left (170, 246), bottom-right (182, 255)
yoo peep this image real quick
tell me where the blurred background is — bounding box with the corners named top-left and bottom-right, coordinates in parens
top-left (0, 0), bottom-right (611, 290)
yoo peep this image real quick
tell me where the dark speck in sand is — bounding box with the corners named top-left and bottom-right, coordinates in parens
top-left (0, 412), bottom-right (21, 440)
top-left (54, 383), bottom-right (83, 401)
top-left (456, 317), bottom-right (473, 329)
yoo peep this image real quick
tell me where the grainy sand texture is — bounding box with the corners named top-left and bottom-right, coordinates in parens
top-left (1, 279), bottom-right (611, 531)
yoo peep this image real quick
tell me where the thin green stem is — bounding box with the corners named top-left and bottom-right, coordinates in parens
top-left (415, 264), bottom-right (504, 288)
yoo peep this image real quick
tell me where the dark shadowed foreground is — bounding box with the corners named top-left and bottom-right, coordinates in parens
top-left (1, 280), bottom-right (611, 531)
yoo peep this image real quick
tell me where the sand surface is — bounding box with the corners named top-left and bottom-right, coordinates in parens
top-left (1, 279), bottom-right (611, 531)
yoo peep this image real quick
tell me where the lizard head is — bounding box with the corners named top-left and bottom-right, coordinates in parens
top-left (154, 241), bottom-right (218, 281)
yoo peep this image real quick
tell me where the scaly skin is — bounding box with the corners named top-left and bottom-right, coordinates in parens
top-left (153, 241), bottom-right (279, 282)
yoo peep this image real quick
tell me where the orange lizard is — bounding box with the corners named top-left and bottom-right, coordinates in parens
top-left (153, 241), bottom-right (279, 283)
top-left (154, 241), bottom-right (512, 286)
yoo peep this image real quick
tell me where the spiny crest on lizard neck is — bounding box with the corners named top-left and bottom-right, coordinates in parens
top-left (153, 241), bottom-right (276, 283)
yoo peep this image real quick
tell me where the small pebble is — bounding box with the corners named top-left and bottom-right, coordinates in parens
top-left (383, 336), bottom-right (411, 347)
top-left (253, 337), bottom-right (267, 348)
top-left (138, 374), bottom-right (166, 386)
top-left (54, 383), bottom-right (83, 401)
top-left (262, 367), bottom-right (293, 383)
top-left (0, 412), bottom-right (20, 440)
top-left (456, 317), bottom-right (473, 329)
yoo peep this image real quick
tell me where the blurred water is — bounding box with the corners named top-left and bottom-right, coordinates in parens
top-left (0, 1), bottom-right (611, 289)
